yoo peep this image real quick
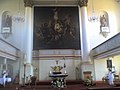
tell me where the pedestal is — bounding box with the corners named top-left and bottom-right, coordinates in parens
top-left (83, 71), bottom-right (92, 80)
top-left (49, 74), bottom-right (68, 88)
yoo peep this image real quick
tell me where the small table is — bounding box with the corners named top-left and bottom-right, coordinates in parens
top-left (49, 74), bottom-right (68, 88)
top-left (0, 77), bottom-right (12, 86)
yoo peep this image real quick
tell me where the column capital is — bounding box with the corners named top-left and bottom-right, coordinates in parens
top-left (24, 0), bottom-right (33, 7)
top-left (78, 0), bottom-right (88, 7)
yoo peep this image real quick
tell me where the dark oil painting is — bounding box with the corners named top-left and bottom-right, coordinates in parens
top-left (33, 6), bottom-right (80, 49)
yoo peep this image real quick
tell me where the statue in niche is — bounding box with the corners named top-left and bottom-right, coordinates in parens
top-left (100, 11), bottom-right (110, 38)
top-left (1, 11), bottom-right (12, 39)
top-left (100, 15), bottom-right (107, 27)
top-left (1, 11), bottom-right (12, 31)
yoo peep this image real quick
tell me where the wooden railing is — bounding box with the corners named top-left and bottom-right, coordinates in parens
top-left (0, 38), bottom-right (20, 60)
top-left (91, 33), bottom-right (120, 59)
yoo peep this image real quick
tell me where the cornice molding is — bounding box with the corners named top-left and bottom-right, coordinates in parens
top-left (78, 0), bottom-right (88, 7)
top-left (24, 0), bottom-right (33, 7)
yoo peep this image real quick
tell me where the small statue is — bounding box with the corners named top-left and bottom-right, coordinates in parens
top-left (51, 66), bottom-right (63, 72)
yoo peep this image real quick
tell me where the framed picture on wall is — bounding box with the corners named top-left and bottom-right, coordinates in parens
top-left (33, 6), bottom-right (80, 50)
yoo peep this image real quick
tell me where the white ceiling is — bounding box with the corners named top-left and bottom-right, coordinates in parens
top-left (31, 0), bottom-right (79, 5)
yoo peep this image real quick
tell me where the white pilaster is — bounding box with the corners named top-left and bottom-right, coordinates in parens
top-left (25, 6), bottom-right (33, 64)
top-left (79, 0), bottom-right (93, 80)
top-left (80, 6), bottom-right (90, 62)
top-left (24, 5), bottom-right (33, 83)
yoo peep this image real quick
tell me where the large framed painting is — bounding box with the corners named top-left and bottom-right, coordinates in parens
top-left (33, 6), bottom-right (80, 49)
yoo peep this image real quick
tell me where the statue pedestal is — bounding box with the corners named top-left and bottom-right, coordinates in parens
top-left (83, 71), bottom-right (92, 80)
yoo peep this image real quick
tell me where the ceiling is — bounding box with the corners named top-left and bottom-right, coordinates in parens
top-left (31, 0), bottom-right (79, 6)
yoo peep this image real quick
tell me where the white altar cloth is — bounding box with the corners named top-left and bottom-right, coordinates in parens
top-left (0, 77), bottom-right (11, 85)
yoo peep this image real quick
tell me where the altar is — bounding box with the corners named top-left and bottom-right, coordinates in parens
top-left (49, 73), bottom-right (68, 88)
top-left (49, 60), bottom-right (68, 88)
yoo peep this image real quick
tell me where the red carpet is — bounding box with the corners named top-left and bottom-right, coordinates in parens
top-left (1, 81), bottom-right (120, 90)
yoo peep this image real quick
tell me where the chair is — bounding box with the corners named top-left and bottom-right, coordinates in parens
top-left (30, 76), bottom-right (37, 88)
top-left (114, 75), bottom-right (119, 81)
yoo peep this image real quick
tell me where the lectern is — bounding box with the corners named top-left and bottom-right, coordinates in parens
top-left (83, 71), bottom-right (92, 80)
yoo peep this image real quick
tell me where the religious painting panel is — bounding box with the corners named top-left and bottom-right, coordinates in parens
top-left (33, 6), bottom-right (80, 49)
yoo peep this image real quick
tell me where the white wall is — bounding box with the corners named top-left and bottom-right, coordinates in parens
top-left (94, 58), bottom-right (108, 81)
top-left (32, 50), bottom-right (81, 80)
top-left (112, 55), bottom-right (120, 75)
top-left (86, 0), bottom-right (120, 81)
top-left (94, 55), bottom-right (120, 81)
top-left (38, 59), bottom-right (81, 80)
top-left (32, 49), bottom-right (82, 81)
top-left (87, 0), bottom-right (120, 50)
top-left (0, 0), bottom-right (25, 50)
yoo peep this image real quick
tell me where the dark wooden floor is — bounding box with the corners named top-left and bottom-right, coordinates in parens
top-left (1, 81), bottom-right (120, 90)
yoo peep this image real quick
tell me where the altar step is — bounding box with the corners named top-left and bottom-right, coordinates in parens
top-left (37, 79), bottom-right (83, 85)
top-left (66, 79), bottom-right (83, 85)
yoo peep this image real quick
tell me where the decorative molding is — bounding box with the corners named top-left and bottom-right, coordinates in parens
top-left (24, 0), bottom-right (33, 7)
top-left (78, 0), bottom-right (88, 7)
top-left (32, 55), bottom-right (81, 60)
top-left (31, 0), bottom-right (79, 6)
top-left (0, 38), bottom-right (20, 60)
top-left (0, 38), bottom-right (20, 50)
top-left (32, 49), bottom-right (81, 60)
top-left (91, 33), bottom-right (120, 59)
top-left (81, 61), bottom-right (93, 65)
top-left (0, 49), bottom-right (19, 59)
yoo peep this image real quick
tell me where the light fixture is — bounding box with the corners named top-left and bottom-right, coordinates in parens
top-left (88, 0), bottom-right (99, 22)
top-left (12, 0), bottom-right (24, 22)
